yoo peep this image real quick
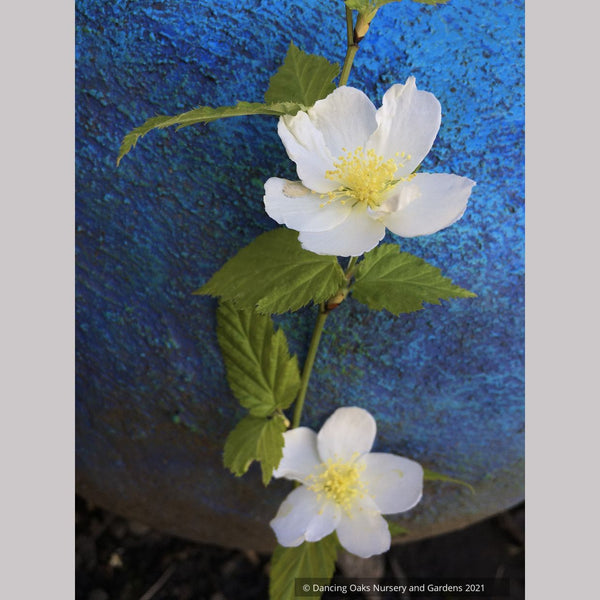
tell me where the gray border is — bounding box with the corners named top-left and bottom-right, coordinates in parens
top-left (3, 2), bottom-right (75, 598)
top-left (5, 0), bottom-right (598, 597)
top-left (526, 0), bottom-right (596, 597)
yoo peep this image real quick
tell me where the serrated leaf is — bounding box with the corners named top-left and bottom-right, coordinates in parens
top-left (117, 100), bottom-right (304, 165)
top-left (223, 414), bottom-right (287, 485)
top-left (352, 244), bottom-right (476, 315)
top-left (424, 468), bottom-right (475, 494)
top-left (195, 228), bottom-right (346, 314)
top-left (216, 301), bottom-right (300, 417)
top-left (264, 42), bottom-right (340, 107)
top-left (270, 534), bottom-right (339, 600)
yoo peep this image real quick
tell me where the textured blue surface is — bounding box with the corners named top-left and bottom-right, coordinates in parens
top-left (76, 0), bottom-right (524, 548)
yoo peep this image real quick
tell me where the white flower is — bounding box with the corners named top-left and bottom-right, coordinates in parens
top-left (264, 77), bottom-right (475, 256)
top-left (270, 407), bottom-right (423, 558)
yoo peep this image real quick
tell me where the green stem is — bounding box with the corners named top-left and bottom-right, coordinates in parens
top-left (290, 10), bottom-right (363, 431)
top-left (345, 4), bottom-right (354, 43)
top-left (345, 256), bottom-right (358, 276)
top-left (292, 304), bottom-right (329, 428)
top-left (339, 7), bottom-right (359, 87)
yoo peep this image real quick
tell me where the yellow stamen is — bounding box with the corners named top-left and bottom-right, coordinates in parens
top-left (322, 147), bottom-right (414, 209)
top-left (307, 455), bottom-right (366, 513)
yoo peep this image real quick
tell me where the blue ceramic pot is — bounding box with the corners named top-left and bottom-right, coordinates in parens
top-left (76, 0), bottom-right (524, 549)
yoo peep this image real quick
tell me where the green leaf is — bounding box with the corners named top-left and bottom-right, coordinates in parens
top-left (424, 468), bottom-right (475, 494)
top-left (387, 520), bottom-right (409, 537)
top-left (270, 534), bottom-right (339, 600)
top-left (345, 0), bottom-right (370, 9)
top-left (216, 301), bottom-right (301, 417)
top-left (411, 0), bottom-right (449, 5)
top-left (195, 228), bottom-right (347, 314)
top-left (117, 100), bottom-right (304, 165)
top-left (345, 0), bottom-right (389, 12)
top-left (345, 0), bottom-right (448, 14)
top-left (352, 244), bottom-right (476, 315)
top-left (264, 42), bottom-right (340, 107)
top-left (223, 414), bottom-right (287, 485)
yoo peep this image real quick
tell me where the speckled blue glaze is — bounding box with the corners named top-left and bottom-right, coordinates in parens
top-left (76, 0), bottom-right (524, 549)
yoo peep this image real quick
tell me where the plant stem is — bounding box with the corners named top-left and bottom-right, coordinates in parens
top-left (345, 256), bottom-right (358, 277)
top-left (345, 4), bottom-right (354, 44)
top-left (339, 7), bottom-right (358, 87)
top-left (290, 10), bottom-right (363, 430)
top-left (292, 303), bottom-right (329, 428)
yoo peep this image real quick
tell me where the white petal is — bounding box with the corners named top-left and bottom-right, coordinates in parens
top-left (278, 114), bottom-right (337, 194)
top-left (264, 178), bottom-right (351, 232)
top-left (366, 77), bottom-right (441, 175)
top-left (368, 182), bottom-right (421, 224)
top-left (270, 486), bottom-right (321, 547)
top-left (336, 497), bottom-right (391, 558)
top-left (273, 427), bottom-right (321, 483)
top-left (360, 453), bottom-right (424, 514)
top-left (306, 86), bottom-right (378, 160)
top-left (270, 486), bottom-right (340, 546)
top-left (382, 173), bottom-right (475, 237)
top-left (304, 500), bottom-right (341, 543)
top-left (298, 206), bottom-right (385, 257)
top-left (317, 407), bottom-right (376, 462)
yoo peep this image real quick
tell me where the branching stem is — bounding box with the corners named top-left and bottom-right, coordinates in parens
top-left (291, 8), bottom-right (365, 429)
top-left (291, 255), bottom-right (361, 428)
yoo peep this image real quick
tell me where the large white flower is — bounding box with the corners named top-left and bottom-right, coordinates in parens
top-left (264, 77), bottom-right (475, 256)
top-left (270, 407), bottom-right (423, 558)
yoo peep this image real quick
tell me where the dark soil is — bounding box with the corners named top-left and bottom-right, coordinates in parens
top-left (76, 496), bottom-right (524, 600)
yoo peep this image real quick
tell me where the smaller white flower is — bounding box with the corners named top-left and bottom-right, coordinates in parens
top-left (264, 77), bottom-right (475, 256)
top-left (270, 407), bottom-right (423, 558)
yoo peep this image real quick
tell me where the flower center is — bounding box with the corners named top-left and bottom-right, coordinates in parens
top-left (307, 456), bottom-right (366, 511)
top-left (322, 147), bottom-right (413, 209)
